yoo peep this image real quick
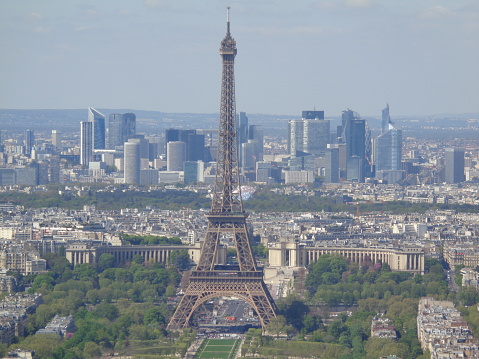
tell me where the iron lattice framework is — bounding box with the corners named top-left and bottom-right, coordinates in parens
top-left (168, 10), bottom-right (277, 331)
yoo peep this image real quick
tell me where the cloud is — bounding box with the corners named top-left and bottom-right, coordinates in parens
top-left (144, 0), bottom-right (168, 8)
top-left (34, 27), bottom-right (51, 33)
top-left (73, 25), bottom-right (98, 32)
top-left (419, 6), bottom-right (454, 19)
top-left (26, 12), bottom-right (44, 21)
top-left (242, 25), bottom-right (334, 36)
top-left (345, 0), bottom-right (373, 8)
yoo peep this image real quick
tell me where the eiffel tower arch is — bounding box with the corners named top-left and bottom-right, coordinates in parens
top-left (167, 8), bottom-right (277, 331)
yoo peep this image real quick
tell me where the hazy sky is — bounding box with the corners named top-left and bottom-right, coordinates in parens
top-left (0, 0), bottom-right (478, 117)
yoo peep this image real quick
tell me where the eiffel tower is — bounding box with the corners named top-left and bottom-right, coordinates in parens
top-left (167, 8), bottom-right (277, 331)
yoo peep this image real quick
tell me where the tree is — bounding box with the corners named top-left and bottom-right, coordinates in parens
top-left (98, 253), bottom-right (115, 272)
top-left (83, 342), bottom-right (102, 358)
top-left (265, 315), bottom-right (289, 338)
top-left (168, 250), bottom-right (191, 271)
top-left (132, 254), bottom-right (145, 265)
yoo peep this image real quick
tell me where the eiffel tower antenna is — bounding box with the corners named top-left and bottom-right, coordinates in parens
top-left (168, 8), bottom-right (277, 332)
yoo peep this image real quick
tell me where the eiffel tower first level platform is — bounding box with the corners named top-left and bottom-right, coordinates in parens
top-left (167, 269), bottom-right (277, 330)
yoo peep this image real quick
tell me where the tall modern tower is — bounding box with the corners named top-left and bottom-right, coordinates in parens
top-left (288, 111), bottom-right (329, 156)
top-left (168, 9), bottom-right (277, 331)
top-left (445, 148), bottom-right (465, 184)
top-left (167, 141), bottom-right (186, 171)
top-left (108, 113), bottom-right (125, 149)
top-left (24, 129), bottom-right (34, 156)
top-left (342, 110), bottom-right (368, 181)
top-left (80, 121), bottom-right (93, 166)
top-left (124, 141), bottom-right (141, 184)
top-left (381, 104), bottom-right (392, 135)
top-left (88, 107), bottom-right (106, 150)
top-left (375, 123), bottom-right (402, 172)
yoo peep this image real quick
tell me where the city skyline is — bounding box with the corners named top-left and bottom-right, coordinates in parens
top-left (0, 1), bottom-right (478, 117)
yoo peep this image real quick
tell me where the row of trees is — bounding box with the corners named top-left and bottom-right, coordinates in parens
top-left (4, 184), bottom-right (479, 213)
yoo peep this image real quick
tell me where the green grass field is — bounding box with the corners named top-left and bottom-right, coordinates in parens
top-left (195, 339), bottom-right (240, 359)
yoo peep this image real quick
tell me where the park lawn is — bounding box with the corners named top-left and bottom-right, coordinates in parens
top-left (196, 339), bottom-right (240, 359)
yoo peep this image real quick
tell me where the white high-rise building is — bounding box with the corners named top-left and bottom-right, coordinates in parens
top-left (288, 115), bottom-right (330, 156)
top-left (124, 141), bottom-right (141, 184)
top-left (167, 141), bottom-right (186, 171)
top-left (80, 121), bottom-right (93, 166)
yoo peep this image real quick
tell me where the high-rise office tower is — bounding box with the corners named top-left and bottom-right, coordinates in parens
top-left (325, 147), bottom-right (340, 183)
top-left (381, 104), bottom-right (392, 135)
top-left (237, 112), bottom-right (249, 146)
top-left (445, 148), bottom-right (465, 184)
top-left (288, 111), bottom-right (329, 156)
top-left (88, 107), bottom-right (106, 150)
top-left (241, 140), bottom-right (257, 170)
top-left (302, 110), bottom-right (324, 120)
top-left (124, 141), bottom-right (141, 184)
top-left (342, 109), bottom-right (367, 182)
top-left (303, 119), bottom-right (329, 155)
top-left (124, 113), bottom-right (136, 139)
top-left (184, 160), bottom-right (205, 184)
top-left (108, 112), bottom-right (137, 149)
top-left (375, 123), bottom-right (402, 172)
top-left (24, 129), bottom-right (34, 156)
top-left (165, 129), bottom-right (196, 157)
top-left (167, 141), bottom-right (186, 171)
top-left (80, 121), bottom-right (93, 166)
top-left (186, 133), bottom-right (205, 161)
top-left (237, 112), bottom-right (249, 167)
top-left (248, 125), bottom-right (263, 162)
top-left (108, 113), bottom-right (125, 149)
top-left (51, 130), bottom-right (62, 147)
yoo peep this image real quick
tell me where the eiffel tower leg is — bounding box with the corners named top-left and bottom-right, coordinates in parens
top-left (167, 293), bottom-right (199, 330)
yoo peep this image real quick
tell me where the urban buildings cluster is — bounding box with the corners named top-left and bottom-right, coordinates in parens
top-left (0, 105), bottom-right (471, 188)
top-left (0, 293), bottom-right (43, 345)
top-left (417, 297), bottom-right (479, 358)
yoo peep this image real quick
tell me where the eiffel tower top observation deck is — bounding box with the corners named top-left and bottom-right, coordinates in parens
top-left (211, 6), bottom-right (242, 215)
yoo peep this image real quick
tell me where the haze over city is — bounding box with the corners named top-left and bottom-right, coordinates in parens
top-left (1, 0), bottom-right (478, 117)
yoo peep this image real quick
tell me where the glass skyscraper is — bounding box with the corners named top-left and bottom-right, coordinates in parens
top-left (88, 107), bottom-right (106, 150)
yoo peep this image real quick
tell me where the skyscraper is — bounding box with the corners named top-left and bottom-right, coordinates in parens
top-left (124, 141), bottom-right (141, 184)
top-left (186, 133), bottom-right (205, 161)
top-left (108, 113), bottom-right (124, 149)
top-left (51, 130), bottom-right (62, 147)
top-left (375, 123), bottom-right (402, 172)
top-left (381, 104), bottom-right (392, 135)
top-left (248, 125), bottom-right (263, 162)
top-left (288, 111), bottom-right (329, 157)
top-left (445, 148), bottom-right (465, 184)
top-left (237, 112), bottom-right (249, 166)
top-left (24, 129), bottom-right (34, 156)
top-left (342, 109), bottom-right (367, 182)
top-left (325, 147), bottom-right (340, 183)
top-left (167, 141), bottom-right (186, 171)
top-left (88, 107), bottom-right (106, 150)
top-left (108, 112), bottom-right (137, 149)
top-left (80, 121), bottom-right (93, 166)
top-left (124, 113), bottom-right (136, 139)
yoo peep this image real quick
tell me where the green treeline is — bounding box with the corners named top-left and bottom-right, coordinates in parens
top-left (2, 186), bottom-right (479, 213)
top-left (121, 234), bottom-right (182, 246)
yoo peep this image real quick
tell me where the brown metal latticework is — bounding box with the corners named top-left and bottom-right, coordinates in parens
top-left (167, 9), bottom-right (277, 331)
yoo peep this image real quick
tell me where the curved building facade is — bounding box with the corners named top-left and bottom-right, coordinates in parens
top-left (167, 141), bottom-right (186, 171)
top-left (124, 141), bottom-right (140, 184)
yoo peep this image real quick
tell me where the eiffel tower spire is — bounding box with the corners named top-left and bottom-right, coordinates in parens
top-left (168, 9), bottom-right (277, 331)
